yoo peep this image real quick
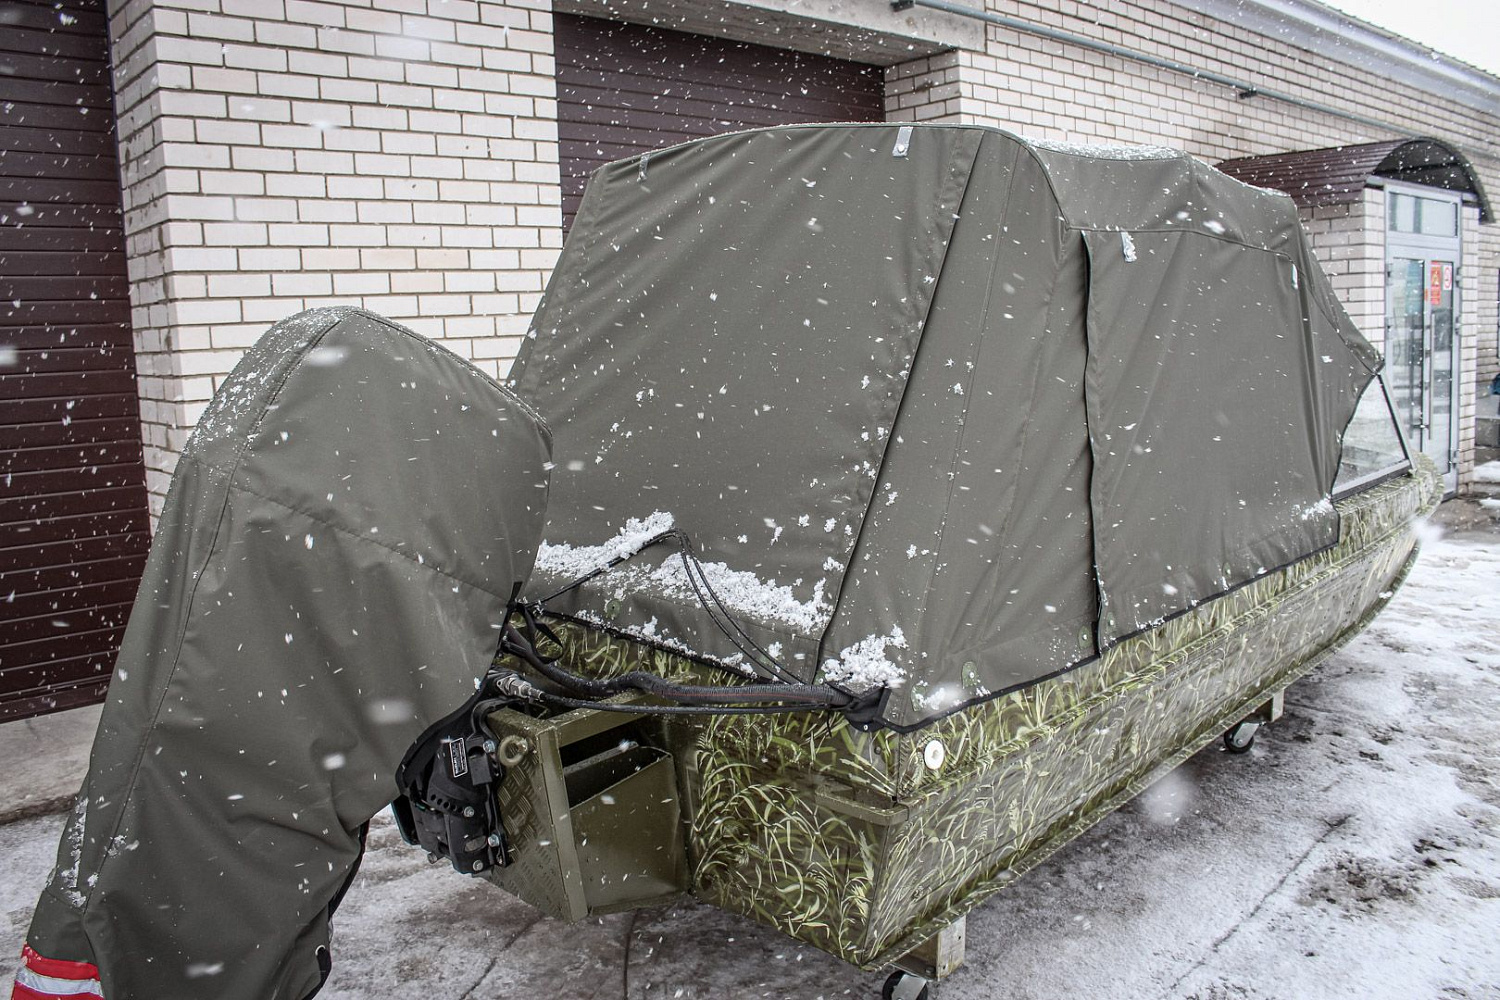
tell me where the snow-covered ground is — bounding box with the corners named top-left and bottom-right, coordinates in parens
top-left (3, 504), bottom-right (1497, 999)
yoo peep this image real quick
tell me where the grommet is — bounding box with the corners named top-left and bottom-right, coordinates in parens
top-left (923, 738), bottom-right (946, 771)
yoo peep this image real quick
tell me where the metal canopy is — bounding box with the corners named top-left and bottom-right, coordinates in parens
top-left (1217, 138), bottom-right (1492, 222)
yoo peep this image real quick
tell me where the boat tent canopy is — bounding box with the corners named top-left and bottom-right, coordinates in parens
top-left (512, 123), bottom-right (1381, 730)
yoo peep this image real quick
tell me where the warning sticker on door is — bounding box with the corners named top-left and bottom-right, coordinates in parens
top-left (1429, 262), bottom-right (1443, 305)
top-left (1442, 263), bottom-right (1453, 291)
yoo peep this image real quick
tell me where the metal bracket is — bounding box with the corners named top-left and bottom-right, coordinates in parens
top-left (892, 125), bottom-right (913, 159)
top-left (1250, 689), bottom-right (1284, 726)
top-left (894, 915), bottom-right (966, 980)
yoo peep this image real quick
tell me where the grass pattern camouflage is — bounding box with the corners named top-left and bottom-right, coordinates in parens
top-left (528, 464), bottom-right (1439, 969)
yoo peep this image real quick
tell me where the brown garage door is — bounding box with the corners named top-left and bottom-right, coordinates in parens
top-left (555, 14), bottom-right (885, 231)
top-left (1, 0), bottom-right (150, 721)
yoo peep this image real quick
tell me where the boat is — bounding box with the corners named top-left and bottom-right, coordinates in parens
top-left (425, 123), bottom-right (1440, 997)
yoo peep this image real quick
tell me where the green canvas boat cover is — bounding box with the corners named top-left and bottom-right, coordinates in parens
top-left (20, 308), bottom-right (551, 999)
top-left (511, 123), bottom-right (1380, 730)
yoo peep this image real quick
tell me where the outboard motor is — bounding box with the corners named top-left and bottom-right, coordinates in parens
top-left (13, 308), bottom-right (551, 1000)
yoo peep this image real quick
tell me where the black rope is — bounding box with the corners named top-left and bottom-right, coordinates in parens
top-left (505, 529), bottom-right (876, 718)
top-left (539, 528), bottom-right (805, 687)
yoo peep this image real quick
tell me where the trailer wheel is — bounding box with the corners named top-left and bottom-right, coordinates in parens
top-left (882, 970), bottom-right (934, 1000)
top-left (1223, 720), bottom-right (1259, 754)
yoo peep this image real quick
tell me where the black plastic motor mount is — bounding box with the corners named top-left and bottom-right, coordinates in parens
top-left (393, 697), bottom-right (511, 875)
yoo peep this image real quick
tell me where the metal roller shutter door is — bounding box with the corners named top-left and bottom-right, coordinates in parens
top-left (1, 0), bottom-right (150, 721)
top-left (555, 14), bottom-right (885, 231)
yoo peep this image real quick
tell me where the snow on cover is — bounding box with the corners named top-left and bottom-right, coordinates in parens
top-left (820, 627), bottom-right (908, 691)
top-left (534, 511), bottom-right (676, 578)
top-left (1025, 136), bottom-right (1179, 160)
top-left (537, 512), bottom-right (833, 634)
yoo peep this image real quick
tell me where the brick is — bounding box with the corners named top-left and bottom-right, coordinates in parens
top-left (346, 56), bottom-right (405, 83)
top-left (317, 26), bottom-right (375, 56)
top-left (272, 272), bottom-right (334, 295)
top-left (254, 72), bottom-right (321, 99)
top-left (197, 118), bottom-right (263, 145)
top-left (320, 78), bottom-right (377, 103)
top-left (412, 202), bottom-right (466, 224)
top-left (356, 201), bottom-right (413, 224)
top-left (265, 172), bottom-right (325, 197)
top-left (235, 198), bottom-right (302, 222)
top-left (254, 20), bottom-right (317, 47)
top-left (285, 0), bottom-right (344, 26)
top-left (382, 131), bottom-right (438, 155)
top-left (198, 170), bottom-right (266, 195)
top-left (172, 301), bottom-right (242, 327)
top-left (354, 152), bottom-right (411, 176)
top-left (238, 247), bottom-right (304, 270)
top-left (384, 177), bottom-right (439, 200)
top-left (299, 200), bottom-right (358, 223)
top-left (208, 272), bottom-right (272, 296)
top-left (301, 248), bottom-right (362, 269)
top-left (406, 62), bottom-right (459, 89)
top-left (163, 143), bottom-right (231, 169)
top-left (409, 155), bottom-right (463, 179)
top-left (162, 194), bottom-right (238, 220)
top-left (228, 97), bottom-right (292, 122)
top-left (289, 50), bottom-right (348, 78)
top-left (359, 247), bottom-right (417, 270)
top-left (377, 83), bottom-right (434, 108)
top-left (260, 123), bottom-right (324, 148)
top-left (159, 90), bottom-right (228, 118)
top-left (163, 244), bottom-right (237, 272)
top-left (231, 145), bottom-right (294, 171)
top-left (329, 223), bottom-right (389, 246)
top-left (390, 271), bottom-right (445, 293)
top-left (193, 66), bottom-right (260, 93)
top-left (185, 12), bottom-right (255, 40)
top-left (322, 128), bottom-right (383, 152)
top-left (333, 272), bottom-right (391, 294)
top-left (344, 7), bottom-right (401, 32)
top-left (374, 34), bottom-right (430, 61)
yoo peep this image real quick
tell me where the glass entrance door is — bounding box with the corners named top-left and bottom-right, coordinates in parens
top-left (1385, 257), bottom-right (1425, 451)
top-left (1428, 257), bottom-right (1456, 478)
top-left (1385, 185), bottom-right (1462, 489)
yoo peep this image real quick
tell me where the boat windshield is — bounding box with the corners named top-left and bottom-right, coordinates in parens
top-left (1334, 375), bottom-right (1412, 497)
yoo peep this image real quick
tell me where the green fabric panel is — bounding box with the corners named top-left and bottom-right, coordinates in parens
top-left (513, 124), bottom-right (981, 672)
top-left (1027, 141), bottom-right (1301, 252)
top-left (1293, 223), bottom-right (1383, 490)
top-left (1081, 230), bottom-right (1349, 645)
top-left (829, 137), bottom-right (1097, 726)
top-left (26, 309), bottom-right (552, 999)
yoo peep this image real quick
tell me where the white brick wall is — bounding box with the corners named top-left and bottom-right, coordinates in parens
top-left (107, 0), bottom-right (1499, 514)
top-left (107, 0), bottom-right (562, 513)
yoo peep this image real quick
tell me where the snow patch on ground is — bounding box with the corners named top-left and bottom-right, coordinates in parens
top-left (1473, 460), bottom-right (1500, 484)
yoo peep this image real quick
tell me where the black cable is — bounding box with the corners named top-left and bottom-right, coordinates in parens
top-left (520, 527), bottom-right (875, 718)
top-left (502, 621), bottom-right (844, 707)
top-left (537, 527), bottom-right (806, 687)
top-left (528, 688), bottom-right (843, 717)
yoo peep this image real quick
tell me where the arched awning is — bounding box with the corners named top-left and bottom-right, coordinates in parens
top-left (1218, 138), bottom-right (1491, 222)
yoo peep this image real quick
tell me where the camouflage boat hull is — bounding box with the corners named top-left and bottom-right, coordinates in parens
top-left (487, 463), bottom-right (1439, 971)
